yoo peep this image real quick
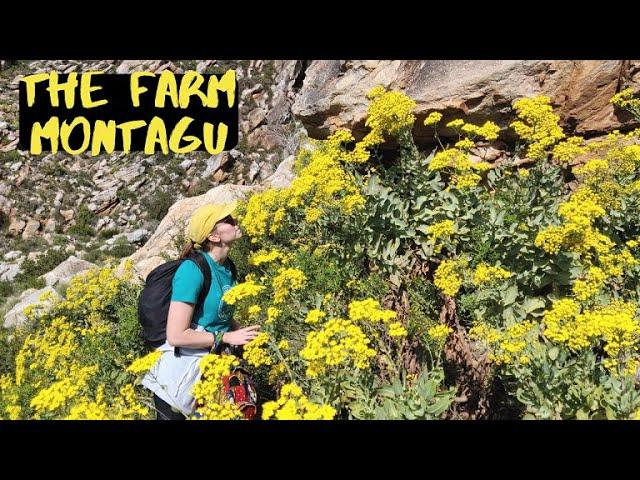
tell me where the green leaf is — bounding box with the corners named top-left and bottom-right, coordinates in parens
top-left (548, 346), bottom-right (559, 361)
top-left (522, 297), bottom-right (546, 315)
top-left (502, 285), bottom-right (518, 305)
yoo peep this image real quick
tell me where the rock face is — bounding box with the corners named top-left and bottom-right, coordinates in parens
top-left (120, 183), bottom-right (256, 281)
top-left (292, 60), bottom-right (640, 144)
top-left (21, 218), bottom-right (40, 240)
top-left (40, 255), bottom-right (97, 287)
top-left (262, 155), bottom-right (297, 189)
top-left (4, 286), bottom-right (62, 328)
top-left (0, 60), bottom-right (305, 260)
top-left (0, 263), bottom-right (20, 282)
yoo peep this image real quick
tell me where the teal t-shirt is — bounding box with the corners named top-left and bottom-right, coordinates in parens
top-left (170, 251), bottom-right (237, 333)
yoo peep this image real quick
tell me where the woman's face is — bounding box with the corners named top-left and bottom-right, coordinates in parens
top-left (209, 215), bottom-right (242, 244)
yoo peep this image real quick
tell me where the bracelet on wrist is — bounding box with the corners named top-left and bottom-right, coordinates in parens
top-left (211, 331), bottom-right (225, 354)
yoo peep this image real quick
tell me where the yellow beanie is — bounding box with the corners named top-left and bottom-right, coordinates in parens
top-left (187, 200), bottom-right (238, 248)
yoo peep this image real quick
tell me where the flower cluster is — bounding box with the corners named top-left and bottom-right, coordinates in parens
top-left (249, 249), bottom-right (289, 267)
top-left (427, 324), bottom-right (453, 340)
top-left (542, 299), bottom-right (640, 371)
top-left (511, 96), bottom-right (565, 160)
top-left (572, 266), bottom-right (607, 301)
top-left (424, 111), bottom-right (442, 126)
top-left (427, 219), bottom-right (455, 253)
top-left (348, 298), bottom-right (397, 324)
top-left (472, 263), bottom-right (513, 286)
top-left (261, 383), bottom-right (336, 420)
top-left (427, 146), bottom-right (487, 190)
top-left (364, 86), bottom-right (417, 143)
top-left (300, 318), bottom-right (376, 378)
top-left (469, 321), bottom-right (537, 365)
top-left (434, 259), bottom-right (464, 297)
top-left (240, 128), bottom-right (367, 242)
top-left (242, 332), bottom-right (273, 368)
top-left (221, 279), bottom-right (266, 306)
top-left (304, 309), bottom-right (326, 325)
top-left (272, 267), bottom-right (307, 304)
top-left (552, 136), bottom-right (586, 162)
top-left (126, 350), bottom-right (163, 374)
top-left (611, 88), bottom-right (640, 118)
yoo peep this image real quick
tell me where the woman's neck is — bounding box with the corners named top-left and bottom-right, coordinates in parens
top-left (205, 245), bottom-right (230, 265)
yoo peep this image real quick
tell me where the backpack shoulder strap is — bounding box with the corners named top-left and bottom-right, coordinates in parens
top-left (187, 251), bottom-right (212, 315)
top-left (227, 257), bottom-right (238, 283)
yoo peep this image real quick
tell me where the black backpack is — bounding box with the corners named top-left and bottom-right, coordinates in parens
top-left (137, 251), bottom-right (237, 350)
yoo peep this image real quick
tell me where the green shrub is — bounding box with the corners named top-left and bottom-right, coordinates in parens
top-left (142, 188), bottom-right (175, 222)
top-left (68, 204), bottom-right (95, 237)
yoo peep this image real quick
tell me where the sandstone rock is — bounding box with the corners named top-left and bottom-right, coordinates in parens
top-left (203, 152), bottom-right (230, 177)
top-left (246, 108), bottom-right (267, 131)
top-left (60, 209), bottom-right (74, 222)
top-left (119, 183), bottom-right (255, 281)
top-left (21, 218), bottom-right (40, 240)
top-left (96, 217), bottom-right (116, 231)
top-left (125, 228), bottom-right (150, 244)
top-left (9, 161), bottom-right (22, 172)
top-left (44, 218), bottom-right (57, 233)
top-left (212, 169), bottom-right (228, 183)
top-left (3, 251), bottom-right (22, 261)
top-left (1, 138), bottom-right (20, 152)
top-left (248, 160), bottom-right (262, 182)
top-left (245, 126), bottom-right (284, 151)
top-left (262, 155), bottom-right (296, 189)
top-left (0, 263), bottom-right (20, 282)
top-left (196, 60), bottom-right (214, 73)
top-left (4, 286), bottom-right (62, 328)
top-left (90, 187), bottom-right (120, 214)
top-left (28, 251), bottom-right (44, 262)
top-left (8, 218), bottom-right (26, 237)
top-left (116, 60), bottom-right (143, 74)
top-left (114, 163), bottom-right (145, 183)
top-left (40, 255), bottom-right (97, 287)
top-left (180, 159), bottom-right (195, 171)
top-left (292, 60), bottom-right (639, 145)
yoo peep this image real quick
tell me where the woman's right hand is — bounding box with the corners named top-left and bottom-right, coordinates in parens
top-left (222, 325), bottom-right (261, 346)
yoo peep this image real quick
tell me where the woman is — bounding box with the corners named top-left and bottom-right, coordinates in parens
top-left (142, 200), bottom-right (261, 420)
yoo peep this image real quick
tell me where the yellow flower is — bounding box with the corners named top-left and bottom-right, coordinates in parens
top-left (272, 268), bottom-right (307, 304)
top-left (427, 324), bottom-right (453, 340)
top-left (388, 322), bottom-right (408, 338)
top-left (424, 112), bottom-right (443, 126)
top-left (446, 119), bottom-right (465, 129)
top-left (473, 263), bottom-right (513, 286)
top-left (511, 96), bottom-right (565, 160)
top-left (434, 260), bottom-right (463, 297)
top-left (300, 318), bottom-right (376, 378)
top-left (262, 383), bottom-right (336, 420)
top-left (265, 307), bottom-right (281, 325)
top-left (126, 350), bottom-right (162, 374)
top-left (304, 309), bottom-right (326, 325)
top-left (222, 280), bottom-right (266, 305)
top-left (242, 333), bottom-right (273, 368)
top-left (249, 249), bottom-right (287, 266)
